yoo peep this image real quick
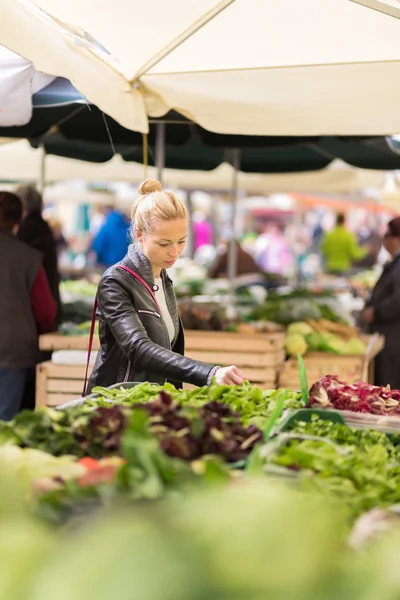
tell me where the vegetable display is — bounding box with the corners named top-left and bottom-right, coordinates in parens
top-left (249, 295), bottom-right (348, 325)
top-left (308, 375), bottom-right (400, 416)
top-left (260, 419), bottom-right (400, 518)
top-left (285, 320), bottom-right (366, 357)
top-left (90, 381), bottom-right (302, 429)
top-left (0, 390), bottom-right (263, 463)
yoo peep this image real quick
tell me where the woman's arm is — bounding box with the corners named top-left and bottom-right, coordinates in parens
top-left (98, 275), bottom-right (215, 387)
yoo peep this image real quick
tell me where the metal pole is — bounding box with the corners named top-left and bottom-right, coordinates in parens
top-left (290, 197), bottom-right (303, 288)
top-left (227, 149), bottom-right (241, 318)
top-left (186, 190), bottom-right (195, 257)
top-left (155, 122), bottom-right (165, 185)
top-left (209, 193), bottom-right (218, 247)
top-left (38, 142), bottom-right (46, 195)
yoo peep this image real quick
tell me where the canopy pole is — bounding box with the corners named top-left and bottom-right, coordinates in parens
top-left (38, 143), bottom-right (46, 195)
top-left (186, 190), bottom-right (195, 257)
top-left (155, 122), bottom-right (166, 185)
top-left (290, 197), bottom-right (303, 289)
top-left (227, 149), bottom-right (241, 319)
top-left (350, 0), bottom-right (400, 20)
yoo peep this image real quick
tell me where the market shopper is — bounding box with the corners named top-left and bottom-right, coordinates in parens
top-left (207, 239), bottom-right (266, 288)
top-left (362, 217), bottom-right (400, 389)
top-left (86, 179), bottom-right (246, 394)
top-left (90, 204), bottom-right (130, 269)
top-left (0, 192), bottom-right (56, 420)
top-left (15, 185), bottom-right (61, 324)
top-left (321, 213), bottom-right (367, 275)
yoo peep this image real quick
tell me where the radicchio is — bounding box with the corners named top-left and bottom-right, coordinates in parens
top-left (308, 375), bottom-right (400, 416)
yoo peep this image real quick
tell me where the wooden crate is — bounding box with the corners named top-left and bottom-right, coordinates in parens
top-left (185, 330), bottom-right (285, 389)
top-left (278, 334), bottom-right (385, 388)
top-left (36, 362), bottom-right (93, 408)
top-left (39, 333), bottom-right (100, 351)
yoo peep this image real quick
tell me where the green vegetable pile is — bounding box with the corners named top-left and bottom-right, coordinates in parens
top-left (250, 296), bottom-right (347, 325)
top-left (5, 471), bottom-right (400, 600)
top-left (59, 321), bottom-right (99, 336)
top-left (259, 416), bottom-right (400, 518)
top-left (89, 381), bottom-right (302, 429)
top-left (285, 321), bottom-right (366, 357)
top-left (60, 280), bottom-right (98, 299)
top-left (0, 388), bottom-right (267, 462)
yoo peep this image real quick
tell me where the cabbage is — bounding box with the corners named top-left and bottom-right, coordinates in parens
top-left (287, 322), bottom-right (314, 336)
top-left (285, 334), bottom-right (308, 357)
top-left (344, 338), bottom-right (367, 355)
top-left (318, 333), bottom-right (347, 355)
top-left (278, 300), bottom-right (322, 324)
top-left (306, 332), bottom-right (323, 351)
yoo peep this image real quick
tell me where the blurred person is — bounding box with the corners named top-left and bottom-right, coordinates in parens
top-left (193, 212), bottom-right (213, 250)
top-left (354, 217), bottom-right (382, 269)
top-left (89, 204), bottom-right (107, 237)
top-left (311, 222), bottom-right (324, 251)
top-left (208, 239), bottom-right (265, 287)
top-left (91, 204), bottom-right (130, 269)
top-left (362, 217), bottom-right (400, 388)
top-left (0, 192), bottom-right (56, 419)
top-left (321, 213), bottom-right (368, 275)
top-left (254, 223), bottom-right (292, 276)
top-left (15, 185), bottom-right (61, 324)
top-left (47, 217), bottom-right (69, 257)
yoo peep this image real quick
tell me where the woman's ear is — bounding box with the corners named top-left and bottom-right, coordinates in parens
top-left (135, 228), bottom-right (143, 243)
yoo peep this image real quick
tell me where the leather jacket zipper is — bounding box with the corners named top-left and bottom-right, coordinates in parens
top-left (138, 309), bottom-right (161, 318)
top-left (123, 360), bottom-right (131, 382)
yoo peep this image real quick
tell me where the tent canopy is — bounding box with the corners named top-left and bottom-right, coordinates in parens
top-left (0, 0), bottom-right (399, 134)
top-left (0, 139), bottom-right (386, 194)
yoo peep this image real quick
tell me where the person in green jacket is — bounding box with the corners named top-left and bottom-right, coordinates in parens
top-left (321, 213), bottom-right (368, 275)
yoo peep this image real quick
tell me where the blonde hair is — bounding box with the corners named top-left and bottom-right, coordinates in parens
top-left (131, 179), bottom-right (188, 235)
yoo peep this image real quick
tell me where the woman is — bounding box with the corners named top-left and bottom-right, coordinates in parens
top-left (362, 217), bottom-right (400, 389)
top-left (87, 180), bottom-right (246, 394)
top-left (0, 192), bottom-right (56, 419)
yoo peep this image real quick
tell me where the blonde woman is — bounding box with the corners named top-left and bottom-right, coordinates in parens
top-left (86, 180), bottom-right (246, 394)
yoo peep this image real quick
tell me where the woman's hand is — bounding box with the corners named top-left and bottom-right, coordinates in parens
top-left (215, 366), bottom-right (246, 386)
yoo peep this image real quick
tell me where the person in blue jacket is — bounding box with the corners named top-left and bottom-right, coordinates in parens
top-left (91, 205), bottom-right (130, 268)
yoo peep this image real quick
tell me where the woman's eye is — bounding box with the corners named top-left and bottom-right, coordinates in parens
top-left (159, 243), bottom-right (168, 247)
top-left (179, 241), bottom-right (186, 245)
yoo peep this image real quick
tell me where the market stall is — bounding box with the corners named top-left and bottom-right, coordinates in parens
top-left (37, 329), bottom-right (286, 407)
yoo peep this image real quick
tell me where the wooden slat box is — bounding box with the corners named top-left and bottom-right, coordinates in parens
top-left (278, 334), bottom-right (385, 389)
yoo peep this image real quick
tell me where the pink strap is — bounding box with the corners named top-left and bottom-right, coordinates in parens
top-left (117, 265), bottom-right (162, 313)
top-left (82, 265), bottom-right (161, 396)
top-left (82, 296), bottom-right (98, 396)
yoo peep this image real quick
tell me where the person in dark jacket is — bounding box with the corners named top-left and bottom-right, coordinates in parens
top-left (0, 192), bottom-right (56, 420)
top-left (87, 179), bottom-right (246, 394)
top-left (362, 217), bottom-right (400, 389)
top-left (15, 185), bottom-right (62, 325)
top-left (208, 240), bottom-right (265, 280)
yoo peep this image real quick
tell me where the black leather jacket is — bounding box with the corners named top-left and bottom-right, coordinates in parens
top-left (86, 244), bottom-right (216, 394)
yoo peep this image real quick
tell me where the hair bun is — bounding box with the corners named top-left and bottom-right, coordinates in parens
top-left (139, 179), bottom-right (162, 195)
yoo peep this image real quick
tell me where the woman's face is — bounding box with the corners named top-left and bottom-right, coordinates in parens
top-left (137, 219), bottom-right (188, 276)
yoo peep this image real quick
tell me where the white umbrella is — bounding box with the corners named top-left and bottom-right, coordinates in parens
top-left (0, 0), bottom-right (399, 134)
top-left (0, 139), bottom-right (386, 193)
